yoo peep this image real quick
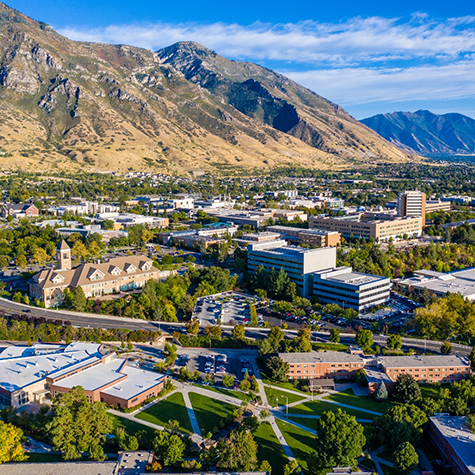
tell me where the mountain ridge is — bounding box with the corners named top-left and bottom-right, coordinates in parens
top-left (0, 3), bottom-right (416, 174)
top-left (361, 110), bottom-right (475, 157)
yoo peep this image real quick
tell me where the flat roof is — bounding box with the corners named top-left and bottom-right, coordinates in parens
top-left (324, 272), bottom-right (388, 286)
top-left (0, 343), bottom-right (102, 393)
top-left (279, 351), bottom-right (364, 364)
top-left (53, 358), bottom-right (166, 400)
top-left (431, 415), bottom-right (475, 474)
top-left (378, 355), bottom-right (470, 368)
top-left (0, 461), bottom-right (116, 475)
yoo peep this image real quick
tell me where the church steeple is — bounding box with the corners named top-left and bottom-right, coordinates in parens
top-left (56, 240), bottom-right (71, 270)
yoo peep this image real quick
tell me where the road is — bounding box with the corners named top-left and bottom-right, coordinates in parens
top-left (0, 298), bottom-right (471, 356)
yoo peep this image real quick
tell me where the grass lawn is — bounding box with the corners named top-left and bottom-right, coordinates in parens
top-left (108, 413), bottom-right (156, 437)
top-left (288, 416), bottom-right (319, 432)
top-left (261, 378), bottom-right (309, 395)
top-left (189, 392), bottom-right (236, 435)
top-left (323, 389), bottom-right (395, 414)
top-left (420, 384), bottom-right (449, 400)
top-left (288, 400), bottom-right (375, 420)
top-left (276, 419), bottom-right (317, 472)
top-left (379, 449), bottom-right (395, 464)
top-left (381, 463), bottom-right (400, 475)
top-left (136, 392), bottom-right (193, 434)
top-left (253, 421), bottom-right (288, 475)
top-left (312, 342), bottom-right (348, 352)
top-left (20, 453), bottom-right (118, 463)
top-left (196, 384), bottom-right (252, 402)
top-left (265, 386), bottom-right (306, 407)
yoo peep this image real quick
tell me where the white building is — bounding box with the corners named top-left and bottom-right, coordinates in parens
top-left (397, 191), bottom-right (426, 217)
top-left (247, 240), bottom-right (336, 297)
top-left (313, 267), bottom-right (391, 312)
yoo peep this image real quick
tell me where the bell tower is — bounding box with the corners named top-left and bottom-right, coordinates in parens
top-left (56, 240), bottom-right (72, 270)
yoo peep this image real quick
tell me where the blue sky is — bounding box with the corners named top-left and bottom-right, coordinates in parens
top-left (7, 0), bottom-right (475, 119)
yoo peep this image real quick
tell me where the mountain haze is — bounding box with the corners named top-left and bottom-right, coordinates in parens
top-left (361, 110), bottom-right (475, 157)
top-left (0, 3), bottom-right (415, 173)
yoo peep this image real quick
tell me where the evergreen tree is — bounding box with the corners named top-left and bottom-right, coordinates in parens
top-left (375, 382), bottom-right (388, 401)
top-left (71, 286), bottom-right (87, 312)
top-left (394, 441), bottom-right (419, 473)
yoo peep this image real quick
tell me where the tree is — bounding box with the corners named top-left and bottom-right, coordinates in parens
top-left (222, 375), bottom-right (234, 388)
top-left (71, 286), bottom-right (87, 312)
top-left (152, 431), bottom-right (185, 466)
top-left (47, 386), bottom-right (111, 460)
top-left (283, 460), bottom-right (299, 475)
top-left (375, 382), bottom-right (388, 401)
top-left (115, 428), bottom-right (139, 451)
top-left (394, 373), bottom-right (421, 403)
top-left (185, 319), bottom-right (199, 335)
top-left (329, 328), bottom-right (340, 343)
top-left (32, 247), bottom-right (48, 265)
top-left (215, 430), bottom-right (258, 471)
top-left (266, 356), bottom-right (289, 382)
top-left (268, 326), bottom-right (284, 342)
top-left (376, 404), bottom-right (428, 449)
top-left (441, 341), bottom-right (452, 354)
top-left (314, 409), bottom-right (366, 468)
top-left (0, 421), bottom-right (26, 463)
top-left (387, 334), bottom-right (402, 350)
top-left (232, 324), bottom-right (245, 340)
top-left (394, 442), bottom-right (419, 473)
top-left (355, 329), bottom-right (373, 350)
top-left (249, 304), bottom-right (258, 327)
top-left (15, 255), bottom-right (27, 268)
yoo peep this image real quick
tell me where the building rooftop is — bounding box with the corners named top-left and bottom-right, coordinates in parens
top-left (52, 358), bottom-right (166, 401)
top-left (279, 351), bottom-right (364, 365)
top-left (430, 415), bottom-right (475, 474)
top-left (378, 354), bottom-right (471, 369)
top-left (314, 267), bottom-right (389, 287)
top-left (0, 343), bottom-right (102, 392)
top-left (0, 461), bottom-right (116, 475)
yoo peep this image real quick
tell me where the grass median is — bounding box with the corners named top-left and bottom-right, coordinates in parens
top-left (135, 392), bottom-right (193, 434)
top-left (189, 392), bottom-right (236, 435)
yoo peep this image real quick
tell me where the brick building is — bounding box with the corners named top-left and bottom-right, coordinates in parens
top-left (29, 240), bottom-right (160, 308)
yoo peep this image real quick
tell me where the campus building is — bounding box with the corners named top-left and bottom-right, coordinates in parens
top-left (29, 240), bottom-right (161, 307)
top-left (395, 268), bottom-right (475, 301)
top-left (308, 213), bottom-right (423, 241)
top-left (280, 351), bottom-right (471, 387)
top-left (426, 199), bottom-right (451, 213)
top-left (1, 203), bottom-right (39, 218)
top-left (49, 357), bottom-right (166, 409)
top-left (429, 415), bottom-right (475, 475)
top-left (397, 190), bottom-right (426, 219)
top-left (313, 267), bottom-right (391, 312)
top-left (0, 342), bottom-right (166, 409)
top-left (247, 240), bottom-right (336, 297)
top-left (267, 225), bottom-right (341, 247)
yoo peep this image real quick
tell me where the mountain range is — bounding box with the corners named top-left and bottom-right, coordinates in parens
top-left (361, 110), bottom-right (475, 157)
top-left (0, 3), bottom-right (415, 174)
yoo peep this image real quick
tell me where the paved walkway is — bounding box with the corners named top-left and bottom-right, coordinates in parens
top-left (273, 413), bottom-right (317, 436)
top-left (108, 408), bottom-right (165, 431)
top-left (182, 390), bottom-right (202, 436)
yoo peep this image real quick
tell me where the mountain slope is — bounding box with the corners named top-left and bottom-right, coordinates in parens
top-left (361, 110), bottom-right (475, 156)
top-left (0, 3), bottom-right (415, 174)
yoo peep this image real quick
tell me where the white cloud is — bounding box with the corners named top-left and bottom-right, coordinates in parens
top-left (284, 62), bottom-right (475, 105)
top-left (57, 15), bottom-right (475, 65)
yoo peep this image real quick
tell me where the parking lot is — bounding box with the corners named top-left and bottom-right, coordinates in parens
top-left (193, 292), bottom-right (262, 326)
top-left (177, 350), bottom-right (253, 386)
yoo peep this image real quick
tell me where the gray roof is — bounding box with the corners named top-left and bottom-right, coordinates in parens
top-left (0, 461), bottom-right (116, 475)
top-left (378, 354), bottom-right (470, 368)
top-left (430, 416), bottom-right (475, 474)
top-left (279, 351), bottom-right (364, 364)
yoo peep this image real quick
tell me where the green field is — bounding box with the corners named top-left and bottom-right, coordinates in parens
top-left (109, 413), bottom-right (156, 437)
top-left (323, 389), bottom-right (394, 414)
top-left (276, 419), bottom-right (317, 472)
top-left (189, 392), bottom-right (236, 435)
top-left (136, 392), bottom-right (193, 434)
top-left (253, 421), bottom-right (289, 475)
top-left (197, 385), bottom-right (252, 402)
top-left (265, 386), bottom-right (306, 407)
top-left (288, 416), bottom-right (319, 432)
top-left (288, 400), bottom-right (375, 420)
top-left (312, 342), bottom-right (349, 352)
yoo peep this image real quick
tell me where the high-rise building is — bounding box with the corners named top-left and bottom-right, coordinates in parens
top-left (397, 190), bottom-right (426, 219)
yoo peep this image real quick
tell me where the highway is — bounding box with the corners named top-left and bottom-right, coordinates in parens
top-left (0, 298), bottom-right (471, 356)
